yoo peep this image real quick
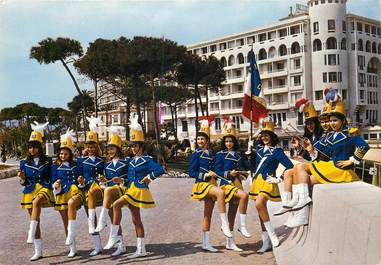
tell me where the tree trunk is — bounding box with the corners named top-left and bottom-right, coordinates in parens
top-left (196, 88), bottom-right (205, 116)
top-left (126, 97), bottom-right (131, 140)
top-left (205, 86), bottom-right (209, 116)
top-left (170, 104), bottom-right (175, 140)
top-left (151, 78), bottom-right (165, 164)
top-left (60, 59), bottom-right (82, 95)
top-left (133, 78), bottom-right (143, 127)
top-left (94, 80), bottom-right (98, 117)
top-left (194, 84), bottom-right (199, 133)
top-left (174, 103), bottom-right (178, 141)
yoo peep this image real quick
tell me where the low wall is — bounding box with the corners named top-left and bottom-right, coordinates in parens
top-left (272, 182), bottom-right (381, 265)
top-left (0, 167), bottom-right (17, 179)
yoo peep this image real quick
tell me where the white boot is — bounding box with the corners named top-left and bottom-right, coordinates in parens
top-left (226, 234), bottom-right (243, 252)
top-left (264, 221), bottom-right (279, 248)
top-left (220, 213), bottom-right (232, 238)
top-left (285, 211), bottom-right (295, 228)
top-left (27, 220), bottom-right (38, 244)
top-left (111, 238), bottom-right (126, 257)
top-left (274, 192), bottom-right (292, 216)
top-left (127, 237), bottom-right (148, 258)
top-left (68, 239), bottom-right (77, 258)
top-left (284, 185), bottom-right (299, 208)
top-left (256, 232), bottom-right (272, 253)
top-left (30, 239), bottom-right (42, 261)
top-left (202, 231), bottom-right (218, 252)
top-left (66, 220), bottom-right (77, 246)
top-left (89, 234), bottom-right (102, 256)
top-left (292, 184), bottom-right (312, 211)
top-left (238, 214), bottom-right (252, 238)
top-left (88, 208), bottom-right (96, 234)
top-left (287, 205), bottom-right (310, 228)
top-left (104, 224), bottom-right (120, 249)
top-left (95, 207), bottom-right (108, 233)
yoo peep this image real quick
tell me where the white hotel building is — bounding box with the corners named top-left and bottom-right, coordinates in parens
top-left (162, 0), bottom-right (381, 146)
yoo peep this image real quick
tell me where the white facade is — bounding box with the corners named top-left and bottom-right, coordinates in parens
top-left (163, 0), bottom-right (381, 146)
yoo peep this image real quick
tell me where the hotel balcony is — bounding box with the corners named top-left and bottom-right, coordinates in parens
top-left (260, 68), bottom-right (288, 79)
top-left (263, 85), bottom-right (289, 95)
top-left (268, 102), bottom-right (289, 110)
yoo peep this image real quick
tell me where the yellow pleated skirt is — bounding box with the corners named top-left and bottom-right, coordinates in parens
top-left (220, 178), bottom-right (243, 203)
top-left (249, 174), bottom-right (281, 202)
top-left (309, 160), bottom-right (359, 184)
top-left (20, 183), bottom-right (55, 209)
top-left (121, 182), bottom-right (155, 208)
top-left (191, 179), bottom-right (217, 201)
top-left (84, 182), bottom-right (104, 207)
top-left (55, 184), bottom-right (85, 211)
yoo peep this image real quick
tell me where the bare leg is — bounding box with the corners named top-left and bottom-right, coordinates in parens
top-left (204, 186), bottom-right (225, 213)
top-left (112, 197), bottom-right (129, 225)
top-left (283, 168), bottom-right (295, 193)
top-left (68, 195), bottom-right (82, 220)
top-left (129, 205), bottom-right (144, 238)
top-left (59, 210), bottom-right (69, 236)
top-left (88, 187), bottom-right (102, 209)
top-left (228, 199), bottom-right (239, 231)
top-left (234, 189), bottom-right (248, 214)
top-left (202, 199), bottom-right (215, 232)
top-left (255, 195), bottom-right (269, 222)
top-left (294, 163), bottom-right (312, 184)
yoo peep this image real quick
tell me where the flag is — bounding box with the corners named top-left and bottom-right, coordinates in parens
top-left (241, 49), bottom-right (268, 123)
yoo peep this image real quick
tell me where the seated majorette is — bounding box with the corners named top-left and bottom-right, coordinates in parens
top-left (287, 89), bottom-right (369, 228)
top-left (20, 122), bottom-right (53, 261)
top-left (76, 116), bottom-right (104, 256)
top-left (51, 129), bottom-right (84, 257)
top-left (277, 97), bottom-right (331, 224)
top-left (188, 120), bottom-right (231, 252)
top-left (214, 118), bottom-right (251, 252)
top-left (248, 119), bottom-right (293, 252)
top-left (110, 114), bottom-right (165, 259)
top-left (94, 125), bottom-right (130, 257)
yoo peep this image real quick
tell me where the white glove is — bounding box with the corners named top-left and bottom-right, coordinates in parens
top-left (265, 175), bottom-right (283, 184)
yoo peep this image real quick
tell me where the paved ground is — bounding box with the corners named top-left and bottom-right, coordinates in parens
top-left (0, 177), bottom-right (276, 265)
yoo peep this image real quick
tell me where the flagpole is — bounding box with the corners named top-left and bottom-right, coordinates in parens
top-left (249, 46), bottom-right (254, 145)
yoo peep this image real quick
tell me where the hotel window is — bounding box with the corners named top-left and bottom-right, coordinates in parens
top-left (228, 41), bottom-right (235, 49)
top-left (351, 22), bottom-right (355, 31)
top-left (293, 75), bottom-right (301, 86)
top-left (371, 26), bottom-right (377, 35)
top-left (290, 25), bottom-right (300, 35)
top-left (237, 38), bottom-right (244, 46)
top-left (323, 72), bottom-right (328, 83)
top-left (328, 0), bottom-right (332, 3)
top-left (201, 47), bottom-right (207, 54)
top-left (315, 90), bottom-right (323, 100)
top-left (365, 24), bottom-right (370, 34)
top-left (338, 72), bottom-right (342, 82)
top-left (328, 72), bottom-right (337, 82)
top-left (294, 58), bottom-right (301, 69)
top-left (297, 112), bottom-right (304, 125)
top-left (215, 118), bottom-right (221, 131)
top-left (315, 0), bottom-right (318, 5)
top-left (247, 36), bottom-right (255, 44)
top-left (181, 120), bottom-right (188, 132)
top-left (328, 20), bottom-right (335, 32)
top-left (378, 27), bottom-right (381, 36)
top-left (313, 22), bottom-right (319, 34)
top-left (321, 0), bottom-right (325, 3)
top-left (357, 22), bottom-right (363, 32)
top-left (278, 28), bottom-right (287, 38)
top-left (219, 43), bottom-right (227, 50)
top-left (342, 89), bottom-right (347, 100)
top-left (210, 45), bottom-right (216, 52)
top-left (259, 33), bottom-right (267, 42)
top-left (342, 21), bottom-right (346, 32)
top-left (327, 54), bottom-right (337, 65)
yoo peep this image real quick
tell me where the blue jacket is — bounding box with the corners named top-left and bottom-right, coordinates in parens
top-left (19, 158), bottom-right (52, 193)
top-left (214, 150), bottom-right (251, 186)
top-left (188, 147), bottom-right (214, 183)
top-left (126, 156), bottom-right (165, 189)
top-left (312, 132), bottom-right (332, 161)
top-left (325, 131), bottom-right (369, 169)
top-left (300, 134), bottom-right (320, 161)
top-left (51, 161), bottom-right (79, 194)
top-left (253, 145), bottom-right (293, 180)
top-left (77, 156), bottom-right (104, 190)
top-left (103, 158), bottom-right (130, 187)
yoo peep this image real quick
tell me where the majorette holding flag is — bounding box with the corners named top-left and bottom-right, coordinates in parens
top-left (241, 49), bottom-right (268, 123)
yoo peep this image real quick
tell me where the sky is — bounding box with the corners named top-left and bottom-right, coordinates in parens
top-left (0, 0), bottom-right (379, 110)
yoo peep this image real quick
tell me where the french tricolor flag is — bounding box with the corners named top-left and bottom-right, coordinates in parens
top-left (241, 50), bottom-right (268, 123)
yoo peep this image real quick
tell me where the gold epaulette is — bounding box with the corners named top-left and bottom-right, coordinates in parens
top-left (354, 147), bottom-right (367, 160)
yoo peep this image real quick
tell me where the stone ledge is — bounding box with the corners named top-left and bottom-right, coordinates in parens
top-left (0, 167), bottom-right (17, 179)
top-left (273, 182), bottom-right (381, 265)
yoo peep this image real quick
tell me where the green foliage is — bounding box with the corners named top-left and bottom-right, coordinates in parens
top-left (30, 37), bottom-right (83, 64)
top-left (67, 90), bottom-right (94, 114)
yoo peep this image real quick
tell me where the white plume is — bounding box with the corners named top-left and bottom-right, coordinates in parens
top-left (86, 116), bottom-right (101, 133)
top-left (30, 121), bottom-right (49, 137)
top-left (199, 119), bottom-right (209, 127)
top-left (107, 125), bottom-right (125, 135)
top-left (129, 113), bottom-right (142, 131)
top-left (60, 128), bottom-right (75, 142)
